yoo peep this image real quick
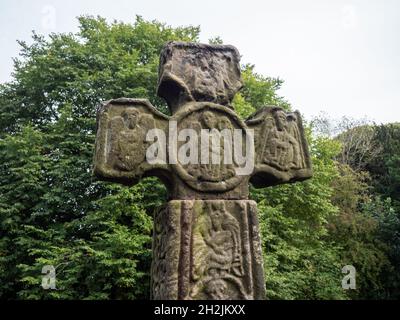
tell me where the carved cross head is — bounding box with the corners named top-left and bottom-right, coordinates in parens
top-left (93, 42), bottom-right (312, 199)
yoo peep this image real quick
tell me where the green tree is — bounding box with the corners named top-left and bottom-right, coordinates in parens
top-left (327, 163), bottom-right (391, 299)
top-left (363, 123), bottom-right (400, 299)
top-left (0, 15), bottom-right (193, 299)
top-left (368, 123), bottom-right (400, 209)
top-left (311, 115), bottom-right (400, 299)
top-left (252, 132), bottom-right (347, 299)
top-left (0, 15), bottom-right (292, 300)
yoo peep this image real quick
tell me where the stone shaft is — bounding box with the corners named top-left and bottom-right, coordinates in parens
top-left (151, 200), bottom-right (265, 300)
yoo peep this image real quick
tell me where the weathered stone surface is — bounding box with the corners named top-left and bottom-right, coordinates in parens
top-left (157, 42), bottom-right (243, 113)
top-left (93, 98), bottom-right (170, 186)
top-left (246, 106), bottom-right (312, 187)
top-left (151, 200), bottom-right (265, 300)
top-left (93, 42), bottom-right (313, 300)
top-left (94, 100), bottom-right (311, 196)
top-left (170, 101), bottom-right (250, 194)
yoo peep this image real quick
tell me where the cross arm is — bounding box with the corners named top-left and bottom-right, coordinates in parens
top-left (93, 98), bottom-right (171, 186)
top-left (246, 106), bottom-right (313, 188)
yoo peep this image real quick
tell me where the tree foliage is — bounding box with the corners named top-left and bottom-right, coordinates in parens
top-left (312, 114), bottom-right (400, 299)
top-left (0, 15), bottom-right (188, 299)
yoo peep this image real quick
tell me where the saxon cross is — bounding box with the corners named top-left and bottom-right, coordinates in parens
top-left (93, 42), bottom-right (312, 300)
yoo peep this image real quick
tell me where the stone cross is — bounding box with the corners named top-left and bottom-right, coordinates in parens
top-left (93, 42), bottom-right (312, 300)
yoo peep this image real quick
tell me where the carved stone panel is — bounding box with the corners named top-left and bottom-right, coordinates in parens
top-left (246, 106), bottom-right (313, 187)
top-left (170, 102), bottom-right (251, 195)
top-left (151, 200), bottom-right (265, 300)
top-left (151, 204), bottom-right (180, 300)
top-left (93, 98), bottom-right (170, 185)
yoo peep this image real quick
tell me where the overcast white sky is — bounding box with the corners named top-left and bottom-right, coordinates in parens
top-left (1, 0), bottom-right (399, 123)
